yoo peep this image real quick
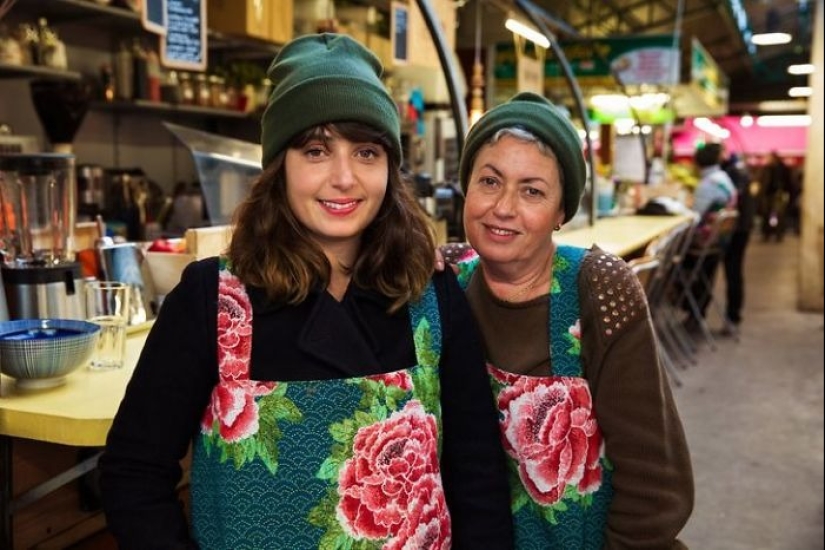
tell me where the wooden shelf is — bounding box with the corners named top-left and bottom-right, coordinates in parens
top-left (18, 0), bottom-right (143, 30)
top-left (0, 62), bottom-right (83, 81)
top-left (90, 99), bottom-right (255, 119)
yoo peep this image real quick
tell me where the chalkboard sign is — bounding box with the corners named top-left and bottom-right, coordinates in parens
top-left (161, 0), bottom-right (207, 71)
top-left (142, 0), bottom-right (166, 35)
top-left (391, 2), bottom-right (408, 65)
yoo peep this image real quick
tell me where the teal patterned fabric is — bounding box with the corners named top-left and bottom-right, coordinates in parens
top-left (458, 245), bottom-right (614, 549)
top-left (190, 258), bottom-right (451, 549)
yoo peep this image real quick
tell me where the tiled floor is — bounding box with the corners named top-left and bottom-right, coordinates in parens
top-left (672, 233), bottom-right (825, 549)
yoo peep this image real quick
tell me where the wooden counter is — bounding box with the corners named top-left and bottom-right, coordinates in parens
top-left (1, 326), bottom-right (151, 550)
top-left (0, 327), bottom-right (149, 447)
top-left (555, 214), bottom-right (696, 258)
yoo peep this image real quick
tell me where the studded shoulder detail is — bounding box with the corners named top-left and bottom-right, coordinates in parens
top-left (582, 248), bottom-right (647, 339)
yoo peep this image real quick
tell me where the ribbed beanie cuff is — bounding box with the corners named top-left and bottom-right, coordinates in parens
top-left (261, 34), bottom-right (401, 167)
top-left (459, 92), bottom-right (585, 224)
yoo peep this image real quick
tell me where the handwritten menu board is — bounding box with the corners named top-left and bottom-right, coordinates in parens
top-left (142, 0), bottom-right (166, 34)
top-left (161, 0), bottom-right (207, 71)
top-left (391, 2), bottom-right (409, 65)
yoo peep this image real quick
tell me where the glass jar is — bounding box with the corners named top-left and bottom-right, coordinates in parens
top-left (208, 75), bottom-right (227, 108)
top-left (178, 72), bottom-right (194, 105)
top-left (194, 73), bottom-right (210, 107)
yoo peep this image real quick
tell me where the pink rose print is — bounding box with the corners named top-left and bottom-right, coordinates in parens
top-left (488, 363), bottom-right (521, 386)
top-left (368, 371), bottom-right (414, 391)
top-left (217, 272), bottom-right (253, 380)
top-left (497, 376), bottom-right (602, 505)
top-left (383, 473), bottom-right (451, 550)
top-left (201, 379), bottom-right (277, 442)
top-left (336, 401), bottom-right (448, 542)
top-left (568, 320), bottom-right (581, 340)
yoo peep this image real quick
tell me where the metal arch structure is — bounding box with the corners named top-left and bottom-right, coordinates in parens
top-left (413, 0), bottom-right (470, 153)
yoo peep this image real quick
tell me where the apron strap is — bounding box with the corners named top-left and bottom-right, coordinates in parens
top-left (550, 245), bottom-right (586, 377)
top-left (408, 280), bottom-right (442, 368)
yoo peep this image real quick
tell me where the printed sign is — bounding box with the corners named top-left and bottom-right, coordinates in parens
top-left (392, 2), bottom-right (409, 65)
top-left (161, 0), bottom-right (207, 71)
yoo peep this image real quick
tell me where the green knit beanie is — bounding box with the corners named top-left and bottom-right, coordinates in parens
top-left (261, 33), bottom-right (401, 168)
top-left (459, 92), bottom-right (585, 224)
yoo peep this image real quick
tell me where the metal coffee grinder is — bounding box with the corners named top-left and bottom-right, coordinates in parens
top-left (0, 153), bottom-right (85, 319)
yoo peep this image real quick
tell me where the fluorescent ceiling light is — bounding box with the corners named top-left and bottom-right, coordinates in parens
top-left (788, 63), bottom-right (815, 75)
top-left (788, 86), bottom-right (813, 98)
top-left (505, 18), bottom-right (550, 49)
top-left (756, 115), bottom-right (812, 127)
top-left (693, 117), bottom-right (730, 139)
top-left (751, 32), bottom-right (792, 45)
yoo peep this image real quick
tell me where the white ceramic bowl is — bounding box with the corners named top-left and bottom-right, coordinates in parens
top-left (0, 319), bottom-right (101, 390)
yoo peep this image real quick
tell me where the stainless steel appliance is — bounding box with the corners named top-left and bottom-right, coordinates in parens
top-left (0, 153), bottom-right (84, 319)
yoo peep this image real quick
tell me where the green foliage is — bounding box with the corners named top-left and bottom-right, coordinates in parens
top-left (201, 385), bottom-right (301, 474)
top-left (413, 317), bottom-right (439, 368)
top-left (565, 332), bottom-right (581, 356)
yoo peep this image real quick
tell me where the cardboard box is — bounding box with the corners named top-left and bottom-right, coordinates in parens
top-left (184, 225), bottom-right (234, 259)
top-left (269, 0), bottom-right (294, 44)
top-left (208, 0), bottom-right (269, 40)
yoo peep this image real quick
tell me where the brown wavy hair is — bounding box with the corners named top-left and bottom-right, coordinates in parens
top-left (227, 122), bottom-right (435, 312)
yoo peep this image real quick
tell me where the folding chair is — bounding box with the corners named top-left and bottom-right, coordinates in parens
top-left (675, 209), bottom-right (739, 350)
top-left (643, 217), bottom-right (700, 370)
top-left (628, 255), bottom-right (682, 388)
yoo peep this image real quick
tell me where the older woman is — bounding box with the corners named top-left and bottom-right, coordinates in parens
top-left (443, 92), bottom-right (694, 549)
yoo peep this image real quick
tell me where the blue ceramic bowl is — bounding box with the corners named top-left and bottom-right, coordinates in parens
top-left (0, 319), bottom-right (101, 389)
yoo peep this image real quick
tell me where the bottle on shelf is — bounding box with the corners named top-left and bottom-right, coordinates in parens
top-left (114, 41), bottom-right (133, 100)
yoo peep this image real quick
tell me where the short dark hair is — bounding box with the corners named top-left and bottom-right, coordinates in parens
top-left (694, 142), bottom-right (722, 168)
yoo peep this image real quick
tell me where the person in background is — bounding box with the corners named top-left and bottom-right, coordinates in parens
top-left (721, 151), bottom-right (755, 329)
top-left (99, 33), bottom-right (513, 550)
top-left (440, 92), bottom-right (693, 548)
top-left (682, 142), bottom-right (737, 327)
top-left (758, 151), bottom-right (793, 242)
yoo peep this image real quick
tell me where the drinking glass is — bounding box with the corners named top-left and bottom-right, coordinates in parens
top-left (85, 281), bottom-right (130, 369)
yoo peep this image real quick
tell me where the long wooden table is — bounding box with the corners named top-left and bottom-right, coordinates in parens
top-left (556, 213), bottom-right (695, 258)
top-left (0, 326), bottom-right (150, 549)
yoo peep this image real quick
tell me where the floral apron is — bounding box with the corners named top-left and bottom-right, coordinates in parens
top-left (457, 245), bottom-right (614, 550)
top-left (190, 259), bottom-right (451, 549)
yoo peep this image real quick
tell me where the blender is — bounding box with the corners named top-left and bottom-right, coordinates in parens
top-left (0, 153), bottom-right (85, 319)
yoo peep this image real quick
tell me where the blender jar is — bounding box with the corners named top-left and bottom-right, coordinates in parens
top-left (0, 153), bottom-right (77, 266)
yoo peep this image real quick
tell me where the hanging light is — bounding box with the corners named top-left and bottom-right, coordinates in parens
top-left (469, 0), bottom-right (485, 126)
top-left (788, 63), bottom-right (815, 75)
top-left (788, 86), bottom-right (813, 98)
top-left (751, 8), bottom-right (792, 45)
top-left (504, 18), bottom-right (550, 49)
top-left (751, 32), bottom-right (792, 45)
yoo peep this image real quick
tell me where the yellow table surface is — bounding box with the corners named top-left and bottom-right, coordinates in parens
top-left (0, 326), bottom-right (150, 447)
top-left (556, 214), bottom-right (695, 258)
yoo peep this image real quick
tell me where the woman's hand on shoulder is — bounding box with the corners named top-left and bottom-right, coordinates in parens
top-left (435, 242), bottom-right (475, 274)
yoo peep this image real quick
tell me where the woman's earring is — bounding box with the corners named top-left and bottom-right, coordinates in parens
top-left (554, 223), bottom-right (562, 231)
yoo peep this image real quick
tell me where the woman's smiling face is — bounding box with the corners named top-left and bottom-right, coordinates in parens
top-left (285, 127), bottom-right (388, 259)
top-left (463, 134), bottom-right (565, 268)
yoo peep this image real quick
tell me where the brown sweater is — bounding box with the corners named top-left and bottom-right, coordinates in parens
top-left (464, 245), bottom-right (694, 550)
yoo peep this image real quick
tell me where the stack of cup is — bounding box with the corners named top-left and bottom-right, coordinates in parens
top-left (85, 281), bottom-right (131, 369)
